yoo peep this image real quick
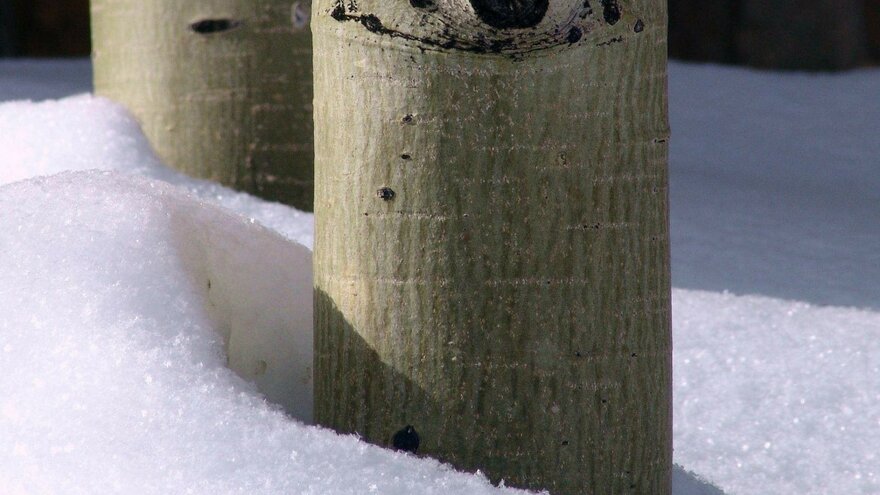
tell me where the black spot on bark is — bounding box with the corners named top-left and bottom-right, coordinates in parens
top-left (330, 4), bottom-right (347, 21)
top-left (597, 36), bottom-right (623, 46)
top-left (634, 19), bottom-right (644, 33)
top-left (360, 14), bottom-right (384, 33)
top-left (392, 425), bottom-right (420, 452)
top-left (401, 114), bottom-right (415, 124)
top-left (600, 0), bottom-right (621, 25)
top-left (377, 187), bottom-right (396, 201)
top-left (566, 26), bottom-right (583, 44)
top-left (409, 0), bottom-right (436, 8)
top-left (562, 440), bottom-right (570, 446)
top-left (469, 0), bottom-right (549, 29)
top-left (401, 154), bottom-right (412, 160)
top-left (190, 19), bottom-right (241, 34)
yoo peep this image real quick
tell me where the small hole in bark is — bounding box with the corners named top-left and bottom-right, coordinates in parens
top-left (631, 353), bottom-right (638, 358)
top-left (401, 114), bottom-right (415, 124)
top-left (562, 440), bottom-right (569, 446)
top-left (600, 0), bottom-right (621, 25)
top-left (401, 153), bottom-right (412, 160)
top-left (377, 187), bottom-right (396, 201)
top-left (634, 19), bottom-right (644, 33)
top-left (566, 26), bottom-right (583, 44)
top-left (190, 18), bottom-right (241, 34)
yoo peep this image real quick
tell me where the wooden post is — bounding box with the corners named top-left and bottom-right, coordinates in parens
top-left (313, 1), bottom-right (671, 493)
top-left (91, 0), bottom-right (314, 210)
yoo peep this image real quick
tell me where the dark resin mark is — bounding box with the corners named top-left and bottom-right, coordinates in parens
top-left (469, 0), bottom-right (549, 29)
top-left (330, 3), bottom-right (347, 21)
top-left (190, 18), bottom-right (241, 34)
top-left (360, 14), bottom-right (384, 33)
top-left (634, 19), bottom-right (644, 33)
top-left (377, 187), bottom-right (396, 201)
top-left (566, 26), bottom-right (583, 44)
top-left (600, 0), bottom-right (621, 25)
top-left (392, 425), bottom-right (420, 453)
top-left (597, 36), bottom-right (623, 46)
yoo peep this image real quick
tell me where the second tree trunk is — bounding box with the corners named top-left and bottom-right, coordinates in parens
top-left (91, 0), bottom-right (314, 210)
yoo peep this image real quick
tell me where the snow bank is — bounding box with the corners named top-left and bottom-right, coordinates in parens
top-left (0, 171), bottom-right (528, 494)
top-left (673, 289), bottom-right (880, 494)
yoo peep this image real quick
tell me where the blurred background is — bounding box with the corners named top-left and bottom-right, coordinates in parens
top-left (0, 0), bottom-right (878, 69)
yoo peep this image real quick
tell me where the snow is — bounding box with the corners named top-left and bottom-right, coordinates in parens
top-left (1, 58), bottom-right (878, 494)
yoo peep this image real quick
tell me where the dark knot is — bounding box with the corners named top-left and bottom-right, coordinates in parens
top-left (469, 0), bottom-right (549, 29)
top-left (392, 425), bottom-right (420, 453)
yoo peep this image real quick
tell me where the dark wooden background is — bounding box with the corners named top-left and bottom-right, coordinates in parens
top-left (0, 0), bottom-right (878, 70)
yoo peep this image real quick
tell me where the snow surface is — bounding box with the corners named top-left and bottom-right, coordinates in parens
top-left (2, 59), bottom-right (878, 494)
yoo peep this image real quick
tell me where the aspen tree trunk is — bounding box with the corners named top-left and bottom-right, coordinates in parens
top-left (313, 1), bottom-right (671, 493)
top-left (91, 0), bottom-right (314, 210)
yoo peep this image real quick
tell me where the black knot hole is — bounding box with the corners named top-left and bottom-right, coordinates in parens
top-left (377, 187), bottom-right (396, 201)
top-left (469, 0), bottom-right (549, 29)
top-left (392, 425), bottom-right (420, 453)
top-left (600, 0), bottom-right (621, 25)
top-left (190, 18), bottom-right (241, 34)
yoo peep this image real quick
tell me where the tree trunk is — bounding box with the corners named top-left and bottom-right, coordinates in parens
top-left (313, 1), bottom-right (671, 494)
top-left (91, 0), bottom-right (314, 210)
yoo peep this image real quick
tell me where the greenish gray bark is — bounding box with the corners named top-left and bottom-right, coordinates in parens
top-left (91, 0), bottom-right (314, 210)
top-left (313, 1), bottom-right (671, 493)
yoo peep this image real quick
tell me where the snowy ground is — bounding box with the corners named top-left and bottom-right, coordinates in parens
top-left (1, 59), bottom-right (878, 494)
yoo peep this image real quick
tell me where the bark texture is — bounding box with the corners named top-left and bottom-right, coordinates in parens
top-left (91, 0), bottom-right (314, 210)
top-left (313, 1), bottom-right (671, 493)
